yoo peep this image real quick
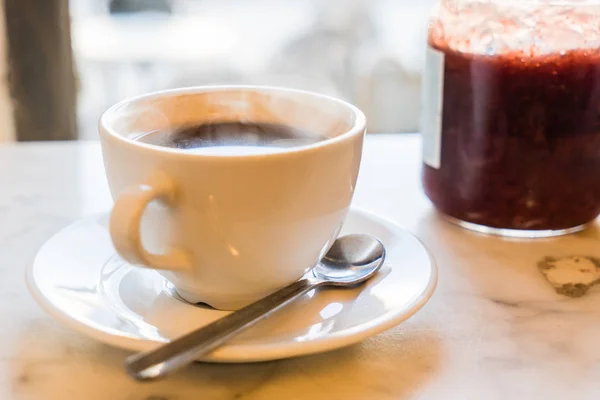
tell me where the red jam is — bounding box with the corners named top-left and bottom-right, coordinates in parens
top-left (422, 41), bottom-right (600, 231)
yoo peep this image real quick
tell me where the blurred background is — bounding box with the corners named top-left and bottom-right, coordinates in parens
top-left (2, 0), bottom-right (436, 141)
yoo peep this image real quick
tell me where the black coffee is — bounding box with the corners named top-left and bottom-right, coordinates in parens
top-left (135, 122), bottom-right (328, 155)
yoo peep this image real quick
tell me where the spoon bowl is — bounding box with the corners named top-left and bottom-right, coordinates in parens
top-left (314, 234), bottom-right (385, 286)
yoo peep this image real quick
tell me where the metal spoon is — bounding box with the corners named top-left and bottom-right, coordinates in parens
top-left (125, 234), bottom-right (386, 381)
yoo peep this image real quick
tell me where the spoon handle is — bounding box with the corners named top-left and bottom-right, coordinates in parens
top-left (125, 278), bottom-right (316, 381)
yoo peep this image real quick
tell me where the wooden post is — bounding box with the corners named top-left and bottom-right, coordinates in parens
top-left (0, 0), bottom-right (14, 142)
top-left (4, 0), bottom-right (77, 141)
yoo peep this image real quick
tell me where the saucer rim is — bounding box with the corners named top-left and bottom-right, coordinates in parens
top-left (26, 207), bottom-right (438, 363)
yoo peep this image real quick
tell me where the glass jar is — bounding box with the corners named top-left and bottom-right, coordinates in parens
top-left (421, 0), bottom-right (600, 237)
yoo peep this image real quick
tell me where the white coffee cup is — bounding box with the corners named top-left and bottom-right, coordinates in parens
top-left (99, 86), bottom-right (366, 310)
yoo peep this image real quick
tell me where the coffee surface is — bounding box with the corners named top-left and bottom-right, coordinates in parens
top-left (135, 122), bottom-right (328, 155)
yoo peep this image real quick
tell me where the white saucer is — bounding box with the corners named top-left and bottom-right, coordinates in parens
top-left (26, 208), bottom-right (437, 363)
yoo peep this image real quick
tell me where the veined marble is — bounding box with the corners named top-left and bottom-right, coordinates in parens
top-left (1, 136), bottom-right (600, 399)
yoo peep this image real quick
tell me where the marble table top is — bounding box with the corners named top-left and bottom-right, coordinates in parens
top-left (2, 135), bottom-right (600, 399)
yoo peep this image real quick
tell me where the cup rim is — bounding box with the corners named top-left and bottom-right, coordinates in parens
top-left (99, 85), bottom-right (366, 158)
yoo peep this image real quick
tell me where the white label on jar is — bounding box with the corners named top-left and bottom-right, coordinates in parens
top-left (420, 45), bottom-right (445, 169)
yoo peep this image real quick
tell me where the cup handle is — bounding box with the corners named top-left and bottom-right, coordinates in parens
top-left (109, 172), bottom-right (191, 272)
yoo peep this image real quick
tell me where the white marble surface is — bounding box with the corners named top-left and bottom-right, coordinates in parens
top-left (2, 135), bottom-right (600, 399)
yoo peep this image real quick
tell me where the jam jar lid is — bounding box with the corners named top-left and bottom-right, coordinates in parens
top-left (429, 0), bottom-right (600, 57)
